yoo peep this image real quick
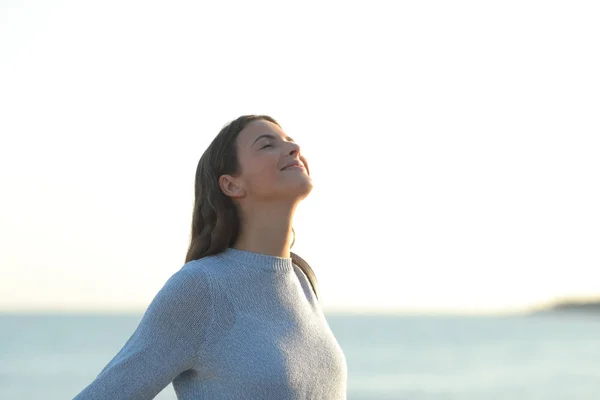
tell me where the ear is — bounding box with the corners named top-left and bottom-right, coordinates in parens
top-left (219, 174), bottom-right (246, 198)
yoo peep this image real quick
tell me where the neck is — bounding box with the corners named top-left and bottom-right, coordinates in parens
top-left (233, 201), bottom-right (297, 258)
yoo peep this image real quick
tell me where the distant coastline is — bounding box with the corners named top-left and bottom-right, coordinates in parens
top-left (530, 299), bottom-right (600, 315)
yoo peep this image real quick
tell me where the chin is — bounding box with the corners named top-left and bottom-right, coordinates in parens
top-left (285, 178), bottom-right (313, 201)
top-left (295, 179), bottom-right (314, 200)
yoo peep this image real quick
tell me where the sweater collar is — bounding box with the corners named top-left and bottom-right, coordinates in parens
top-left (219, 247), bottom-right (293, 272)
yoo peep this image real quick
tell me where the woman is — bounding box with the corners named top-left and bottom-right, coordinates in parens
top-left (73, 115), bottom-right (348, 399)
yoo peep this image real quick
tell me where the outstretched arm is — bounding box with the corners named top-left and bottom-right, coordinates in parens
top-left (72, 266), bottom-right (214, 400)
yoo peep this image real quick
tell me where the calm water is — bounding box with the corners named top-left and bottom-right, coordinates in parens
top-left (1, 313), bottom-right (599, 399)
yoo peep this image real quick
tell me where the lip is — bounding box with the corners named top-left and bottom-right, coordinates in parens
top-left (281, 161), bottom-right (305, 170)
top-left (282, 164), bottom-right (305, 170)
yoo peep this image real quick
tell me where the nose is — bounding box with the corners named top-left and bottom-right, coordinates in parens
top-left (287, 141), bottom-right (301, 156)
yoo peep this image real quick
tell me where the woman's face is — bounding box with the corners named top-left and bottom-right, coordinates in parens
top-left (223, 119), bottom-right (312, 203)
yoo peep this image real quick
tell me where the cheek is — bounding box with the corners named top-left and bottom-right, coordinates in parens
top-left (244, 161), bottom-right (283, 192)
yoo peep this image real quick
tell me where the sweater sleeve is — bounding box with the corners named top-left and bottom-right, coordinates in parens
top-left (72, 266), bottom-right (214, 400)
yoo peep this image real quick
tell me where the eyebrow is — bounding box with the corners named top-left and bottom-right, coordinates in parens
top-left (252, 133), bottom-right (295, 147)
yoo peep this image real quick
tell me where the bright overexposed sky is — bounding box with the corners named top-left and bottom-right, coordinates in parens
top-left (1, 0), bottom-right (599, 314)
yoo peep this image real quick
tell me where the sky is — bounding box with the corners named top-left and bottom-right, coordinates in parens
top-left (1, 0), bottom-right (599, 314)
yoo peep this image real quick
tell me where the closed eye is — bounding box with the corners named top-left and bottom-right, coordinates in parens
top-left (260, 144), bottom-right (273, 149)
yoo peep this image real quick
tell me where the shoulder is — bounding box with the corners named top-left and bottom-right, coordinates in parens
top-left (290, 252), bottom-right (321, 303)
top-left (179, 253), bottom-right (222, 278)
top-left (162, 253), bottom-right (229, 293)
top-left (141, 258), bottom-right (218, 325)
top-left (151, 256), bottom-right (222, 305)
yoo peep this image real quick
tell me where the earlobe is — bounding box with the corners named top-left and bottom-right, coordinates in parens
top-left (219, 175), bottom-right (245, 198)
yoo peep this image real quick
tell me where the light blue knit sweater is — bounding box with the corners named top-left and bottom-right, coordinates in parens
top-left (73, 248), bottom-right (348, 399)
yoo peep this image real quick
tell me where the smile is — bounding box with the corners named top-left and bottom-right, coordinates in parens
top-left (282, 165), bottom-right (305, 170)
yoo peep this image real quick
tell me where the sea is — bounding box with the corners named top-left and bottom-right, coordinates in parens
top-left (1, 312), bottom-right (599, 399)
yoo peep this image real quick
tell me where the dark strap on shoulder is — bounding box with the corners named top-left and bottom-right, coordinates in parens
top-left (290, 251), bottom-right (321, 304)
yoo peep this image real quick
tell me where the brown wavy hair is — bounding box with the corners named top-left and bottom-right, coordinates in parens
top-left (185, 114), bottom-right (300, 263)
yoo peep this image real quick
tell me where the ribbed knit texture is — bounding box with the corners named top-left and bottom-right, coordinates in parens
top-left (72, 248), bottom-right (348, 399)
